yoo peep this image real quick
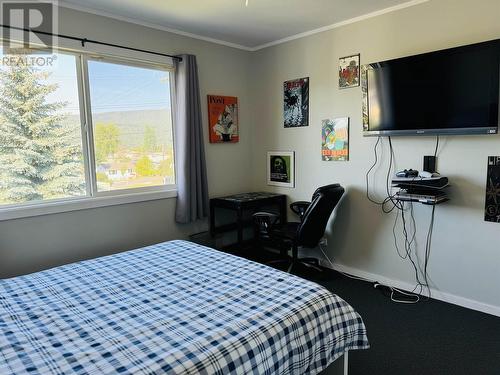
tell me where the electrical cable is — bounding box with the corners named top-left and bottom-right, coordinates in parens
top-left (318, 243), bottom-right (421, 304)
top-left (434, 135), bottom-right (440, 158)
top-left (374, 283), bottom-right (420, 304)
top-left (365, 136), bottom-right (384, 205)
top-left (400, 201), bottom-right (425, 292)
top-left (422, 204), bottom-right (436, 299)
top-left (365, 135), bottom-right (440, 303)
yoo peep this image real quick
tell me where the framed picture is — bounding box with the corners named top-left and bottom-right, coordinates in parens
top-left (283, 77), bottom-right (309, 127)
top-left (267, 151), bottom-right (295, 188)
top-left (207, 95), bottom-right (239, 143)
top-left (322, 117), bottom-right (349, 161)
top-left (339, 54), bottom-right (360, 88)
top-left (361, 64), bottom-right (370, 131)
top-left (485, 156), bottom-right (500, 223)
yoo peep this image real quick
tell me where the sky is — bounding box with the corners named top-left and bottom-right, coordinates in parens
top-left (2, 51), bottom-right (172, 115)
top-left (88, 59), bottom-right (171, 114)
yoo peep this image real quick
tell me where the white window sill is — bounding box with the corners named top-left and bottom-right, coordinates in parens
top-left (0, 189), bottom-right (177, 222)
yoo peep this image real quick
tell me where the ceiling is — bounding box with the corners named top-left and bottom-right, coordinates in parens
top-left (59, 0), bottom-right (427, 51)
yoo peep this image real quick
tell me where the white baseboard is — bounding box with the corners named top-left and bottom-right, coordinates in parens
top-left (321, 260), bottom-right (500, 318)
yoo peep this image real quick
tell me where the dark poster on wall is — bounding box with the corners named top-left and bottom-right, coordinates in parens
top-left (283, 77), bottom-right (309, 128)
top-left (484, 156), bottom-right (500, 223)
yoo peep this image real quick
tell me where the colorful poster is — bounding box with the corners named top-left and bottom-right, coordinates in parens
top-left (361, 64), bottom-right (369, 131)
top-left (267, 151), bottom-right (295, 188)
top-left (322, 117), bottom-right (349, 161)
top-left (283, 77), bottom-right (309, 128)
top-left (339, 54), bottom-right (360, 88)
top-left (207, 95), bottom-right (239, 143)
top-left (485, 156), bottom-right (500, 223)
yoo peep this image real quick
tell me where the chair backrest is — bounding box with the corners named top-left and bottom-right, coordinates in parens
top-left (296, 184), bottom-right (345, 248)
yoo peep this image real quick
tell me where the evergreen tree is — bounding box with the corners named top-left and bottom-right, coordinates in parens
top-left (0, 60), bottom-right (85, 204)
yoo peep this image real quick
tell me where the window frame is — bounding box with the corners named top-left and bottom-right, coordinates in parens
top-left (0, 46), bottom-right (177, 221)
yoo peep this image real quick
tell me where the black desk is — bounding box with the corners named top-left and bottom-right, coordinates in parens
top-left (209, 192), bottom-right (287, 245)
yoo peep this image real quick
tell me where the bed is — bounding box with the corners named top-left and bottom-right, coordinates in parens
top-left (0, 240), bottom-right (368, 374)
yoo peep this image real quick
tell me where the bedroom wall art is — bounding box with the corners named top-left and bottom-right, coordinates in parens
top-left (339, 54), bottom-right (360, 88)
top-left (267, 151), bottom-right (295, 188)
top-left (485, 156), bottom-right (500, 223)
top-left (321, 117), bottom-right (349, 161)
top-left (207, 95), bottom-right (239, 143)
top-left (283, 77), bottom-right (309, 127)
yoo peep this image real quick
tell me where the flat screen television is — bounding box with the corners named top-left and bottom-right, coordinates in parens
top-left (362, 39), bottom-right (500, 136)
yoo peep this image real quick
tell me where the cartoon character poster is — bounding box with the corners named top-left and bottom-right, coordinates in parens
top-left (485, 156), bottom-right (500, 223)
top-left (339, 54), bottom-right (360, 88)
top-left (322, 117), bottom-right (349, 161)
top-left (207, 95), bottom-right (239, 143)
top-left (283, 77), bottom-right (309, 128)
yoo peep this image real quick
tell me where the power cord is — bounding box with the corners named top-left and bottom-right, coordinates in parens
top-left (365, 135), bottom-right (440, 302)
top-left (365, 136), bottom-right (383, 205)
top-left (318, 242), bottom-right (421, 304)
top-left (434, 135), bottom-right (440, 158)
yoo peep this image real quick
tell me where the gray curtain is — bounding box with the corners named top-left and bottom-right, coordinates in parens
top-left (174, 54), bottom-right (209, 224)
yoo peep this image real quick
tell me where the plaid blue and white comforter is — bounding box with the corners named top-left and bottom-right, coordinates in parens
top-left (0, 240), bottom-right (368, 374)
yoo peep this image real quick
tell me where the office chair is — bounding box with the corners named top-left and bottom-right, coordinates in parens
top-left (253, 184), bottom-right (345, 273)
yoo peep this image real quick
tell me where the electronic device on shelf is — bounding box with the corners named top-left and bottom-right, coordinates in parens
top-left (362, 38), bottom-right (500, 136)
top-left (395, 169), bottom-right (419, 178)
top-left (396, 190), bottom-right (449, 205)
top-left (392, 173), bottom-right (450, 205)
top-left (392, 176), bottom-right (449, 190)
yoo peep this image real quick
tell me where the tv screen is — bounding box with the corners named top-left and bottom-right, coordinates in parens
top-left (363, 39), bottom-right (500, 136)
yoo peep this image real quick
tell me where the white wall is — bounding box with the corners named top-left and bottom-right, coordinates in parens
top-left (248, 0), bottom-right (500, 314)
top-left (0, 7), bottom-right (253, 277)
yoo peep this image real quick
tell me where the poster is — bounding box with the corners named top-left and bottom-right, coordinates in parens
top-left (339, 54), bottom-right (360, 88)
top-left (361, 64), bottom-right (370, 131)
top-left (283, 77), bottom-right (309, 128)
top-left (322, 117), bottom-right (349, 161)
top-left (485, 156), bottom-right (500, 223)
top-left (207, 95), bottom-right (239, 143)
top-left (267, 151), bottom-right (295, 188)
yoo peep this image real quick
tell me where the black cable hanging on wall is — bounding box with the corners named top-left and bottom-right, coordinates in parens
top-left (0, 24), bottom-right (183, 61)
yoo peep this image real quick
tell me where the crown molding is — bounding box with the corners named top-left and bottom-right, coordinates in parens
top-left (250, 0), bottom-right (430, 51)
top-left (57, 0), bottom-right (429, 52)
top-left (57, 0), bottom-right (254, 51)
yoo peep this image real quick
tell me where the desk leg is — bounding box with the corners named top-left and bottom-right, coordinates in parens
top-left (210, 202), bottom-right (215, 237)
top-left (279, 196), bottom-right (287, 224)
top-left (237, 207), bottom-right (243, 245)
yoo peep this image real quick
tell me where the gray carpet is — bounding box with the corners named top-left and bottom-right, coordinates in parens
top-left (219, 243), bottom-right (500, 374)
top-left (307, 268), bottom-right (500, 375)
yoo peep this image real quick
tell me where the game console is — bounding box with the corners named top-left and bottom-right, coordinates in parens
top-left (395, 169), bottom-right (419, 178)
top-left (396, 190), bottom-right (448, 204)
top-left (392, 176), bottom-right (449, 189)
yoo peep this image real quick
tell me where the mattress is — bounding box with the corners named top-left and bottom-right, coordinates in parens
top-left (0, 240), bottom-right (368, 374)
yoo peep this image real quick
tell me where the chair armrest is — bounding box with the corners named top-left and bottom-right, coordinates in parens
top-left (290, 201), bottom-right (310, 219)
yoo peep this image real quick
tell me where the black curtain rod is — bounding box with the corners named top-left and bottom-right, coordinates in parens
top-left (0, 24), bottom-right (182, 62)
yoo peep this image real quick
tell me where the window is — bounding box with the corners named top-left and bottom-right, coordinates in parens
top-left (0, 48), bottom-right (175, 216)
top-left (87, 59), bottom-right (175, 192)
